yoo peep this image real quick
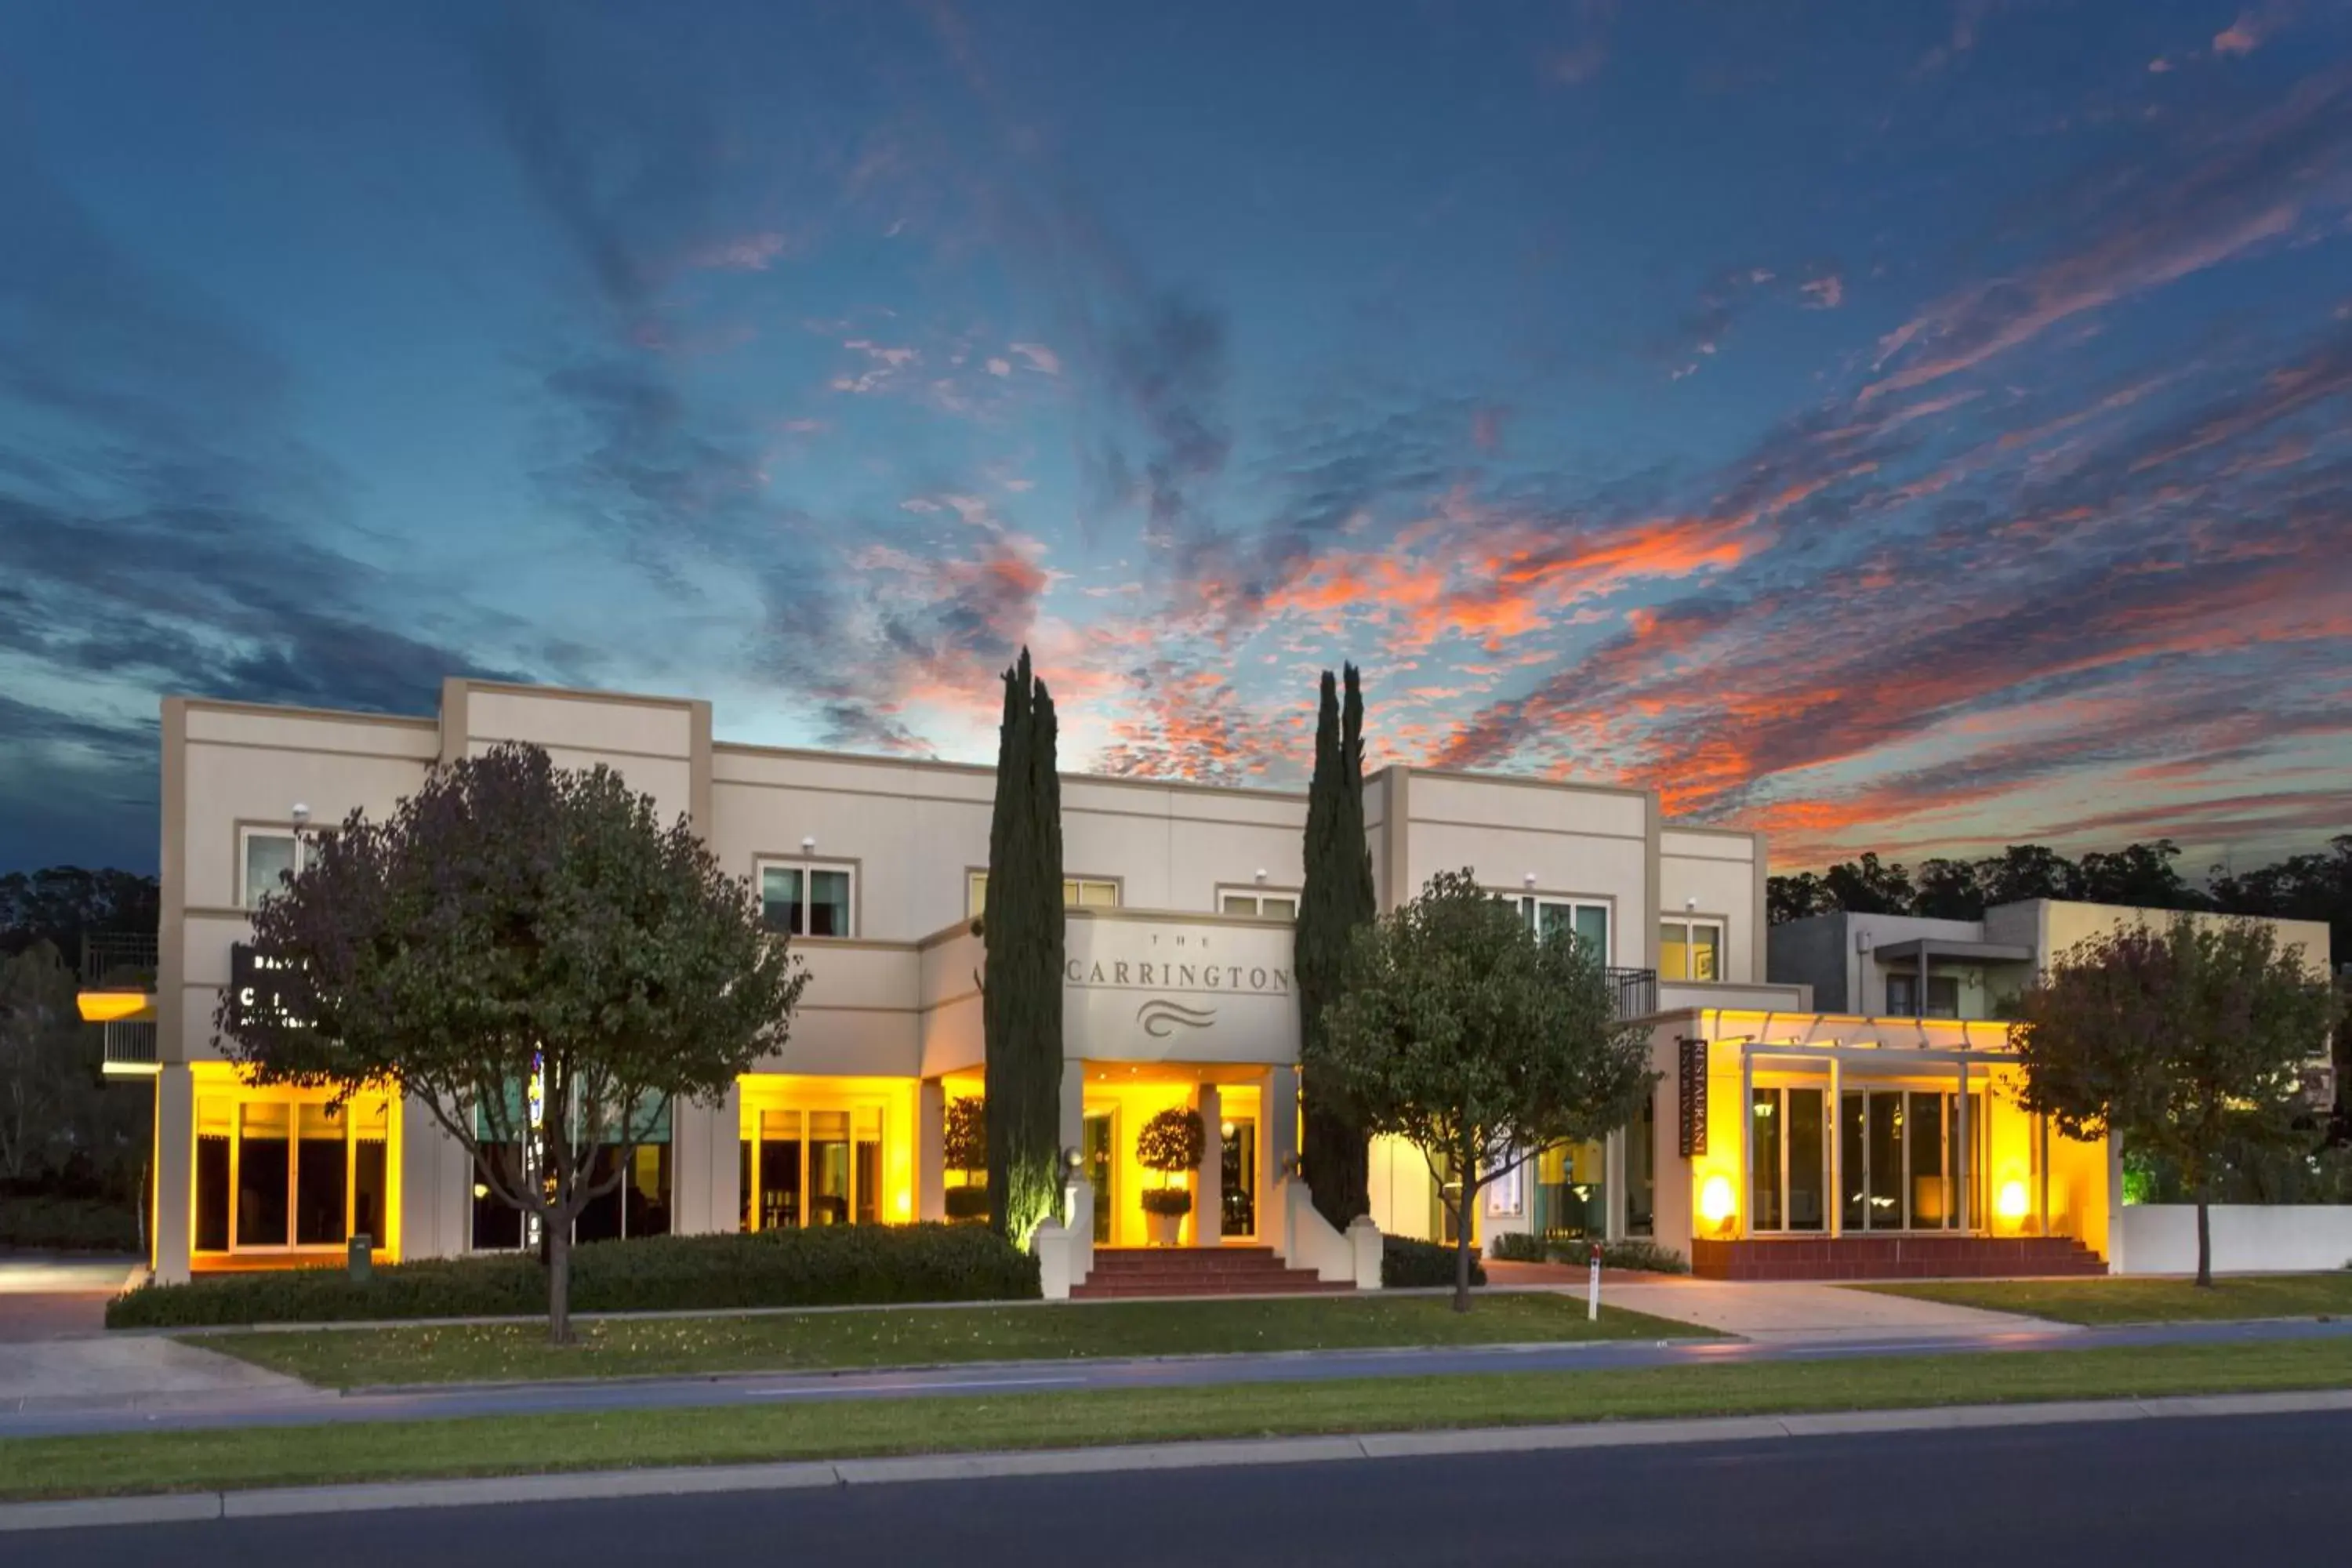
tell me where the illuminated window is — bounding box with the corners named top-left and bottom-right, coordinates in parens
top-left (1218, 887), bottom-right (1299, 920)
top-left (192, 1089), bottom-right (393, 1254)
top-left (760, 862), bottom-right (856, 937)
top-left (739, 1098), bottom-right (887, 1231)
top-left (965, 872), bottom-right (1120, 918)
top-left (1658, 919), bottom-right (1722, 981)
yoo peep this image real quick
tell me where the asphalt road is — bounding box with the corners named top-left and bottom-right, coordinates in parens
top-left (16, 1407), bottom-right (2349, 1566)
top-left (7, 1312), bottom-right (2351, 1439)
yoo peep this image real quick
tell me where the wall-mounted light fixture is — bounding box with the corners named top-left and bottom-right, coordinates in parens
top-left (800, 835), bottom-right (817, 853)
top-left (1699, 1174), bottom-right (1736, 1232)
top-left (1523, 872), bottom-right (1537, 888)
top-left (1254, 868), bottom-right (1267, 884)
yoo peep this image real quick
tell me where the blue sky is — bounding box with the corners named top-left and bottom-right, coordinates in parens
top-left (4, 0), bottom-right (2349, 875)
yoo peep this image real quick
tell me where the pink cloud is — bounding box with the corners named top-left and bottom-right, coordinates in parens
top-left (688, 231), bottom-right (795, 272)
top-left (1008, 343), bottom-right (1062, 376)
top-left (2212, 13), bottom-right (2264, 55)
top-left (1801, 274), bottom-right (1845, 310)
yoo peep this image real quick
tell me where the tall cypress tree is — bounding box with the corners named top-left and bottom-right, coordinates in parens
top-left (1296, 663), bottom-right (1376, 1227)
top-left (983, 648), bottom-right (1065, 1247)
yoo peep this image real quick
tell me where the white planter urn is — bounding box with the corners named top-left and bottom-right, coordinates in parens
top-left (1145, 1208), bottom-right (1185, 1247)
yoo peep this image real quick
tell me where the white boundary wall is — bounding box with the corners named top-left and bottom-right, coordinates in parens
top-left (2114, 1205), bottom-right (2352, 1274)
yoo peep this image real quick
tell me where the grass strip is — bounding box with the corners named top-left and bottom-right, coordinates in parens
top-left (193, 1294), bottom-right (1700, 1390)
top-left (8, 1338), bottom-right (2350, 1502)
top-left (1856, 1274), bottom-right (2352, 1326)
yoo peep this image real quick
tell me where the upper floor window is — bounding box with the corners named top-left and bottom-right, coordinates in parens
top-left (1886, 973), bottom-right (1961, 1019)
top-left (1516, 895), bottom-right (1610, 960)
top-left (1659, 919), bottom-right (1722, 982)
top-left (241, 829), bottom-right (315, 909)
top-left (761, 862), bottom-right (855, 938)
top-left (965, 872), bottom-right (1120, 920)
top-left (1219, 887), bottom-right (1298, 920)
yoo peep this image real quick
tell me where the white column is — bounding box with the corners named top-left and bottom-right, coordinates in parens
top-left (1737, 1047), bottom-right (1753, 1240)
top-left (670, 1082), bottom-right (740, 1236)
top-left (1827, 1057), bottom-right (1842, 1240)
top-left (917, 1078), bottom-right (946, 1223)
top-left (152, 1063), bottom-right (193, 1283)
top-left (1194, 1084), bottom-right (1223, 1247)
top-left (1955, 1062), bottom-right (1971, 1232)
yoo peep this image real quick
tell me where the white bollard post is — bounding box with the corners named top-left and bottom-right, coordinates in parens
top-left (1587, 1240), bottom-right (1602, 1322)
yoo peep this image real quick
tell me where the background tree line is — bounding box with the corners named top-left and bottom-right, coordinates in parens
top-left (1769, 837), bottom-right (2352, 960)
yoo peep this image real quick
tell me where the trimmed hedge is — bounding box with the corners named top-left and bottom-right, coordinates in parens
top-left (1380, 1232), bottom-right (1486, 1289)
top-left (106, 1222), bottom-right (1040, 1330)
top-left (0, 1196), bottom-right (141, 1253)
top-left (1486, 1231), bottom-right (1547, 1262)
top-left (944, 1185), bottom-right (993, 1221)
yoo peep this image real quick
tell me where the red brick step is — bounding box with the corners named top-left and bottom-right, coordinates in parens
top-left (1069, 1246), bottom-right (1356, 1299)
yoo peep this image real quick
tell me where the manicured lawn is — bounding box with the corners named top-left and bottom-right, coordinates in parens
top-left (1857, 1273), bottom-right (2352, 1326)
top-left (6, 1338), bottom-right (2350, 1502)
top-left (195, 1294), bottom-right (1703, 1390)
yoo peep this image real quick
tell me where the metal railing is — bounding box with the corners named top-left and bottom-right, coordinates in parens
top-left (102, 1020), bottom-right (159, 1073)
top-left (81, 931), bottom-right (159, 990)
top-left (1607, 967), bottom-right (1658, 1020)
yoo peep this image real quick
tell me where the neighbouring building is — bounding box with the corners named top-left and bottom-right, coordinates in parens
top-left (83, 677), bottom-right (2311, 1290)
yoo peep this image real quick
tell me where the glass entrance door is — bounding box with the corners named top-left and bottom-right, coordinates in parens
top-left (1220, 1117), bottom-right (1257, 1238)
top-left (1840, 1090), bottom-right (1987, 1230)
top-left (1748, 1086), bottom-right (1828, 1232)
top-left (1083, 1112), bottom-right (1115, 1244)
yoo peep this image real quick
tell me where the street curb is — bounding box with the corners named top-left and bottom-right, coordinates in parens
top-left (7, 1386), bottom-right (2352, 1533)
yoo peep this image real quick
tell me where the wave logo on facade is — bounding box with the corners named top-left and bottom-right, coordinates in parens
top-left (1136, 999), bottom-right (1217, 1038)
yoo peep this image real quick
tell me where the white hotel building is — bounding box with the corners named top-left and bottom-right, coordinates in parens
top-left (90, 678), bottom-right (2122, 1290)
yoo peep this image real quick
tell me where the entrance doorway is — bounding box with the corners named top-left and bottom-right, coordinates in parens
top-left (1220, 1116), bottom-right (1257, 1237)
top-left (1840, 1090), bottom-right (1985, 1231)
top-left (1083, 1111), bottom-right (1116, 1244)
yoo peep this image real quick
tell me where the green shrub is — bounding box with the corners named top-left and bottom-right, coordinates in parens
top-left (1486, 1231), bottom-right (1547, 1262)
top-left (944, 1185), bottom-right (992, 1221)
top-left (1574, 1239), bottom-right (1690, 1275)
top-left (1138, 1186), bottom-right (1193, 1218)
top-left (106, 1222), bottom-right (1040, 1330)
top-left (1380, 1232), bottom-right (1486, 1289)
top-left (0, 1196), bottom-right (141, 1253)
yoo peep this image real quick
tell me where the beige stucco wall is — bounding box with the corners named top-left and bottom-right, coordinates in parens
top-left (1659, 827), bottom-right (1766, 985)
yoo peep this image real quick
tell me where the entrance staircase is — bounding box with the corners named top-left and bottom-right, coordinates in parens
top-left (1069, 1246), bottom-right (1354, 1299)
top-left (1692, 1235), bottom-right (2107, 1281)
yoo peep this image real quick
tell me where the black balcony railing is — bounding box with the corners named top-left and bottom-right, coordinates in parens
top-left (81, 932), bottom-right (159, 991)
top-left (1607, 966), bottom-right (1658, 1020)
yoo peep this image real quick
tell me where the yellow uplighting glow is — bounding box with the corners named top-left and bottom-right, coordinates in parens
top-left (78, 992), bottom-right (153, 1024)
top-left (1997, 1179), bottom-right (2030, 1221)
top-left (1699, 1174), bottom-right (1736, 1228)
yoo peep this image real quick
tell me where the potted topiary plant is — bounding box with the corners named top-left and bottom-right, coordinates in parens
top-left (943, 1095), bottom-right (989, 1222)
top-left (1135, 1107), bottom-right (1205, 1246)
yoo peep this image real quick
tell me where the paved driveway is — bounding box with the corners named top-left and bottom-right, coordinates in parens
top-left (1592, 1274), bottom-right (2065, 1341)
top-left (0, 1254), bottom-right (322, 1417)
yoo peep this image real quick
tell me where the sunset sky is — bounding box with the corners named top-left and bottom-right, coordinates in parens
top-left (4, 1), bottom-right (2349, 877)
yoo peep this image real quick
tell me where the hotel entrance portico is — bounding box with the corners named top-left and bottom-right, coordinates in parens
top-left (1653, 1010), bottom-right (2114, 1280)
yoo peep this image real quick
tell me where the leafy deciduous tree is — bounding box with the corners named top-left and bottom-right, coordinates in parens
top-left (2010, 916), bottom-right (2339, 1286)
top-left (216, 742), bottom-right (806, 1343)
top-left (1313, 869), bottom-right (1656, 1312)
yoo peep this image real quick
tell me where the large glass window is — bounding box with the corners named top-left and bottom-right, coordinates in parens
top-left (760, 862), bottom-right (857, 938)
top-left (196, 1090), bottom-right (392, 1254)
top-left (1537, 1138), bottom-right (1607, 1240)
top-left (1748, 1087), bottom-right (1827, 1232)
top-left (1659, 920), bottom-right (1722, 982)
top-left (740, 1098), bottom-right (888, 1231)
top-left (1626, 1095), bottom-right (1656, 1236)
top-left (1221, 1116), bottom-right (1258, 1237)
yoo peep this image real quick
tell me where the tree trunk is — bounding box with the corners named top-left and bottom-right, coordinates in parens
top-left (546, 1213), bottom-right (574, 1345)
top-left (1452, 1185), bottom-right (1478, 1314)
top-left (2194, 1195), bottom-right (2212, 1289)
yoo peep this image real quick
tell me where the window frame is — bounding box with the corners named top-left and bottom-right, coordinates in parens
top-left (1216, 886), bottom-right (1301, 920)
top-left (238, 824), bottom-right (317, 910)
top-left (757, 857), bottom-right (860, 940)
top-left (964, 869), bottom-right (1123, 920)
top-left (1658, 916), bottom-right (1727, 982)
top-left (194, 1085), bottom-right (394, 1257)
top-left (1510, 891), bottom-right (1614, 964)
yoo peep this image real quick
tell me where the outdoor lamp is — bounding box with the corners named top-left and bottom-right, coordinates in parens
top-left (1699, 1174), bottom-right (1736, 1230)
top-left (1997, 1180), bottom-right (2030, 1222)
